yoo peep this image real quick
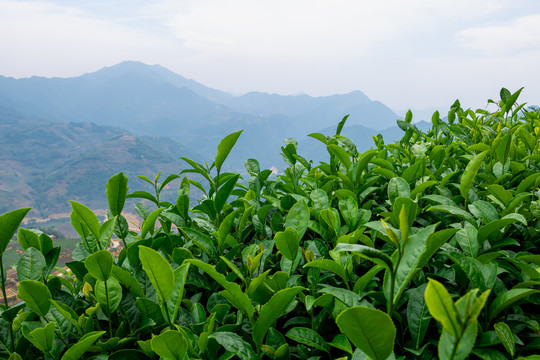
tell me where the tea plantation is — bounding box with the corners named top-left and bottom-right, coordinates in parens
top-left (1, 88), bottom-right (539, 359)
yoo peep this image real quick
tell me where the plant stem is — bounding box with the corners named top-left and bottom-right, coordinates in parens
top-left (163, 301), bottom-right (174, 330)
top-left (0, 259), bottom-right (9, 309)
top-left (104, 280), bottom-right (113, 337)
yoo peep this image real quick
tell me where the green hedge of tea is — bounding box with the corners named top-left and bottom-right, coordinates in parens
top-left (1, 88), bottom-right (539, 360)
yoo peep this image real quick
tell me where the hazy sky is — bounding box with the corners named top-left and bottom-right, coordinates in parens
top-left (1, 0), bottom-right (539, 113)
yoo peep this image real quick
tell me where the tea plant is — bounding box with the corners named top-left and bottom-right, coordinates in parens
top-left (1, 88), bottom-right (539, 359)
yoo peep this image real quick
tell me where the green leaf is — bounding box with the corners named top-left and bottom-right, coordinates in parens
top-left (455, 225), bottom-right (479, 258)
top-left (126, 191), bottom-right (159, 206)
top-left (334, 243), bottom-right (393, 274)
top-left (151, 330), bottom-right (187, 360)
top-left (215, 130), bottom-right (243, 172)
top-left (84, 249), bottom-right (114, 281)
top-left (310, 189), bottom-right (329, 211)
top-left (318, 286), bottom-right (362, 307)
top-left (427, 205), bottom-right (476, 225)
top-left (60, 331), bottom-right (106, 360)
top-left (494, 322), bottom-right (515, 358)
top-left (210, 332), bottom-right (257, 360)
top-left (387, 177), bottom-right (410, 204)
top-left (438, 323), bottom-right (477, 360)
top-left (99, 217), bottom-right (116, 250)
top-left (17, 280), bottom-right (52, 316)
top-left (477, 213), bottom-right (527, 244)
top-left (29, 321), bottom-right (55, 353)
top-left (139, 246), bottom-right (174, 302)
top-left (328, 334), bottom-right (353, 355)
top-left (460, 150), bottom-right (489, 202)
top-left (215, 174), bottom-right (240, 214)
top-left (336, 114), bottom-right (349, 135)
top-left (490, 288), bottom-right (540, 320)
top-left (304, 259), bottom-right (347, 284)
top-left (95, 278), bottom-right (123, 314)
top-left (285, 199), bottom-right (309, 239)
top-left (425, 278), bottom-right (460, 337)
top-left (0, 208), bottom-right (31, 254)
top-left (286, 327), bottom-right (329, 353)
top-left (7, 353), bottom-right (23, 360)
top-left (181, 227), bottom-right (217, 258)
top-left (106, 172), bottom-right (129, 216)
top-left (328, 144), bottom-right (351, 170)
top-left (17, 247), bottom-right (46, 281)
top-left (495, 133), bottom-right (512, 166)
top-left (69, 201), bottom-right (101, 241)
top-left (339, 196), bottom-right (359, 230)
top-left (111, 266), bottom-right (145, 298)
top-left (390, 225), bottom-right (441, 305)
top-left (407, 284), bottom-right (431, 350)
top-left (253, 286), bottom-right (304, 348)
top-left (158, 174), bottom-right (181, 193)
top-left (167, 263), bottom-right (190, 323)
top-left (17, 228), bottom-right (40, 251)
top-left (336, 306), bottom-right (396, 360)
top-left (186, 259), bottom-right (254, 320)
top-left (50, 300), bottom-right (83, 334)
top-left (141, 208), bottom-right (165, 238)
top-left (274, 227), bottom-right (299, 262)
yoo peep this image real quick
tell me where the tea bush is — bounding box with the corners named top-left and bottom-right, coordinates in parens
top-left (1, 88), bottom-right (539, 359)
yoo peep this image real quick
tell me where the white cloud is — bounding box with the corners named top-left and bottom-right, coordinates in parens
top-left (459, 13), bottom-right (540, 56)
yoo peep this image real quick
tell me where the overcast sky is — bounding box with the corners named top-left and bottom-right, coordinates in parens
top-left (1, 0), bottom-right (539, 114)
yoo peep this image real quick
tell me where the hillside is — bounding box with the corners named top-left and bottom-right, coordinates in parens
top-left (0, 61), bottom-right (402, 169)
top-left (0, 106), bottom-right (201, 217)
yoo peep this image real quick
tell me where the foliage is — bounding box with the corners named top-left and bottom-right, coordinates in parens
top-left (1, 88), bottom-right (539, 359)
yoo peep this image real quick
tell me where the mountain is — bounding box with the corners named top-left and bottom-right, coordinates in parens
top-left (0, 61), bottom-right (402, 169)
top-left (0, 106), bottom-right (201, 217)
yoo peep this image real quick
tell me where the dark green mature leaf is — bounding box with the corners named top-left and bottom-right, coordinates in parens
top-left (85, 249), bottom-right (114, 281)
top-left (17, 280), bottom-right (52, 316)
top-left (489, 288), bottom-right (540, 320)
top-left (336, 306), bottom-right (396, 360)
top-left (139, 246), bottom-right (174, 301)
top-left (17, 247), bottom-right (46, 282)
top-left (389, 225), bottom-right (440, 305)
top-left (286, 327), bottom-right (328, 353)
top-left (210, 332), bottom-right (256, 360)
top-left (0, 208), bottom-right (31, 254)
top-left (494, 322), bottom-right (515, 358)
top-left (407, 284), bottom-right (431, 350)
top-left (427, 205), bottom-right (476, 225)
top-left (50, 300), bottom-right (83, 334)
top-left (215, 130), bottom-right (243, 172)
top-left (215, 174), bottom-right (240, 214)
top-left (181, 227), bottom-right (217, 258)
top-left (253, 286), bottom-right (304, 348)
top-left (61, 331), bottom-right (106, 360)
top-left (106, 172), bottom-right (129, 216)
top-left (334, 243), bottom-right (393, 274)
top-left (328, 144), bottom-right (351, 170)
top-left (285, 199), bottom-right (309, 239)
top-left (460, 150), bottom-right (489, 202)
top-left (186, 259), bottom-right (254, 320)
top-left (304, 259), bottom-right (347, 284)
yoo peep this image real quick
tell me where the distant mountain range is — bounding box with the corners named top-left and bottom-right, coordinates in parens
top-left (0, 61), bottom-right (419, 218)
